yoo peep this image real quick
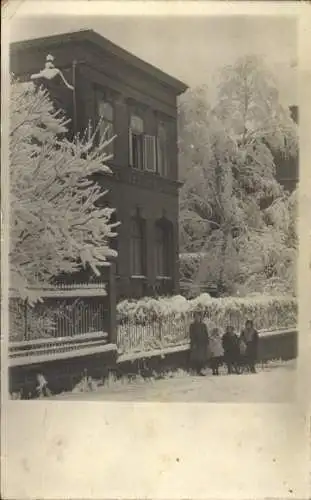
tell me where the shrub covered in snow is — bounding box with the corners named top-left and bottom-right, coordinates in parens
top-left (117, 294), bottom-right (297, 354)
top-left (118, 293), bottom-right (296, 327)
top-left (117, 295), bottom-right (189, 323)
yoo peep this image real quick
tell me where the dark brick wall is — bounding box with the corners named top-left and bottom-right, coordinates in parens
top-left (9, 329), bottom-right (297, 398)
top-left (10, 347), bottom-right (118, 398)
top-left (10, 37), bottom-right (183, 300)
top-left (258, 329), bottom-right (298, 361)
top-left (10, 42), bottom-right (178, 122)
top-left (116, 329), bottom-right (298, 377)
top-left (103, 178), bottom-right (179, 299)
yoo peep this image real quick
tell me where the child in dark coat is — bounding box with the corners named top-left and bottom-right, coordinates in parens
top-left (222, 325), bottom-right (241, 375)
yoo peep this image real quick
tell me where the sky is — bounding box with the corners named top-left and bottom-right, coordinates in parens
top-left (9, 12), bottom-right (298, 105)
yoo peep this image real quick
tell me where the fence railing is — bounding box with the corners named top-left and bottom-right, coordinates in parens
top-left (116, 307), bottom-right (297, 354)
top-left (9, 284), bottom-right (109, 342)
top-left (9, 331), bottom-right (110, 365)
top-left (117, 315), bottom-right (189, 353)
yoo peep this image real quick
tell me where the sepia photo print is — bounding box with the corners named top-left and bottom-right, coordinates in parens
top-left (7, 12), bottom-right (299, 403)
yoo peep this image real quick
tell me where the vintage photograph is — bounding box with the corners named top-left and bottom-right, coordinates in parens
top-left (8, 13), bottom-right (298, 402)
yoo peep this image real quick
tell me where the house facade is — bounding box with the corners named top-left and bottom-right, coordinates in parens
top-left (10, 29), bottom-right (188, 300)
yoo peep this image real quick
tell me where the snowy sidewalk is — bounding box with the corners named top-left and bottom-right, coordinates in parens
top-left (53, 360), bottom-right (296, 403)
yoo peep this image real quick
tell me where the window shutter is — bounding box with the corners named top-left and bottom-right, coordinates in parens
top-left (152, 136), bottom-right (156, 172)
top-left (129, 127), bottom-right (133, 166)
top-left (143, 135), bottom-right (149, 171)
top-left (144, 135), bottom-right (156, 172)
top-left (157, 136), bottom-right (163, 176)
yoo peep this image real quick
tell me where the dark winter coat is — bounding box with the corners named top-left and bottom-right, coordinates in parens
top-left (222, 332), bottom-right (240, 363)
top-left (240, 328), bottom-right (259, 361)
top-left (189, 321), bottom-right (209, 364)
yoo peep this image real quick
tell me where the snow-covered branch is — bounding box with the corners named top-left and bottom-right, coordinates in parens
top-left (10, 79), bottom-right (119, 300)
top-left (178, 55), bottom-right (298, 296)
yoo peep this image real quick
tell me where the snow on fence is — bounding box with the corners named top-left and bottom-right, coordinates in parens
top-left (9, 286), bottom-right (109, 342)
top-left (117, 314), bottom-right (189, 353)
top-left (116, 294), bottom-right (297, 354)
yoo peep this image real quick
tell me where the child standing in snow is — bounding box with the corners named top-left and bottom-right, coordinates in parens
top-left (209, 327), bottom-right (224, 375)
top-left (222, 325), bottom-right (241, 374)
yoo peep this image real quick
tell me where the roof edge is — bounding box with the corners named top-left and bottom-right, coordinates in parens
top-left (10, 29), bottom-right (188, 95)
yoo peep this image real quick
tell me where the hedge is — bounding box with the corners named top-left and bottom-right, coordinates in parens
top-left (117, 293), bottom-right (297, 347)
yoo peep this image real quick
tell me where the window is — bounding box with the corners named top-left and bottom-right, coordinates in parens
top-left (129, 115), bottom-right (144, 170)
top-left (98, 98), bottom-right (114, 156)
top-left (130, 216), bottom-right (146, 276)
top-left (155, 222), bottom-right (171, 277)
top-left (129, 113), bottom-right (156, 172)
top-left (157, 122), bottom-right (169, 177)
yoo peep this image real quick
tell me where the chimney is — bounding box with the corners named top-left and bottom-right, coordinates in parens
top-left (289, 105), bottom-right (298, 124)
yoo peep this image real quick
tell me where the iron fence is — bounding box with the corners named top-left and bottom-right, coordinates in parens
top-left (9, 289), bottom-right (109, 342)
top-left (117, 314), bottom-right (189, 353)
top-left (116, 302), bottom-right (297, 354)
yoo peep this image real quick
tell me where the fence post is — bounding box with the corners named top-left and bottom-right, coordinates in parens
top-left (107, 262), bottom-right (117, 345)
top-left (159, 317), bottom-right (163, 342)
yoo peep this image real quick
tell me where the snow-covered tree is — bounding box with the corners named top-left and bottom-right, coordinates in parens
top-left (179, 55), bottom-right (298, 296)
top-left (10, 79), bottom-right (118, 301)
top-left (238, 187), bottom-right (298, 295)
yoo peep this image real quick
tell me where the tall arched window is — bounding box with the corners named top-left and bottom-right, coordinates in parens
top-left (130, 215), bottom-right (146, 276)
top-left (131, 115), bottom-right (144, 134)
top-left (98, 97), bottom-right (114, 156)
top-left (155, 220), bottom-right (171, 277)
top-left (129, 112), bottom-right (157, 172)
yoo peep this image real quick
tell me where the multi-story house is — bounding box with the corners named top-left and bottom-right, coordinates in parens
top-left (10, 29), bottom-right (188, 300)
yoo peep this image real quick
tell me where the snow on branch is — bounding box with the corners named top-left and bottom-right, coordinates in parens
top-left (10, 77), bottom-right (119, 301)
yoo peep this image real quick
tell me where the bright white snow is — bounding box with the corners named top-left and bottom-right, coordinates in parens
top-left (53, 359), bottom-right (296, 402)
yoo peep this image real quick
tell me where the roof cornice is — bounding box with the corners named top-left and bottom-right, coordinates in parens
top-left (10, 29), bottom-right (188, 95)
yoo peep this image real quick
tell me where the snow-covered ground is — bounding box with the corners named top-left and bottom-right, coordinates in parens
top-left (53, 360), bottom-right (296, 402)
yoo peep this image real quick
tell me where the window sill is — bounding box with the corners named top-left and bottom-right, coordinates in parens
top-left (109, 164), bottom-right (182, 188)
top-left (130, 275), bottom-right (147, 280)
top-left (156, 276), bottom-right (172, 281)
top-left (129, 165), bottom-right (170, 179)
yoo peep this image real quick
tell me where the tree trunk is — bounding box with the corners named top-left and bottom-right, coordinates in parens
top-left (215, 161), bottom-right (228, 295)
